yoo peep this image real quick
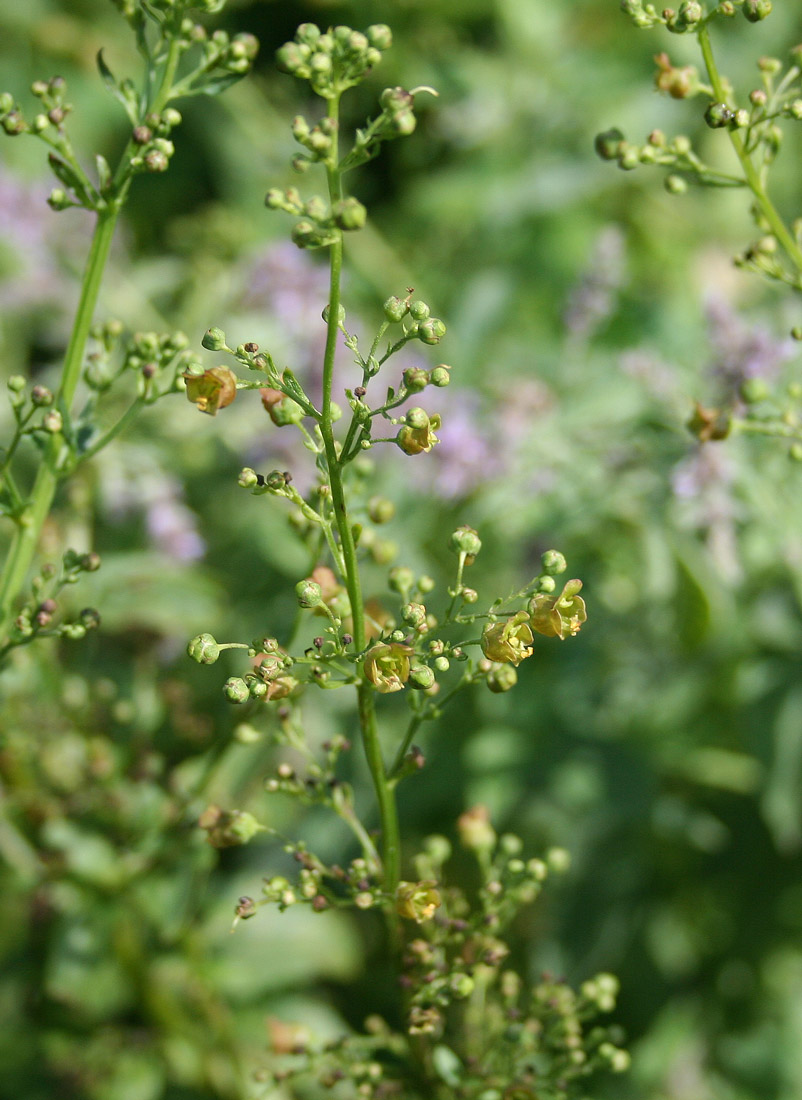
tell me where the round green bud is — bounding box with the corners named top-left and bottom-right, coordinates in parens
top-left (333, 197), bottom-right (367, 230)
top-left (594, 127), bottom-right (624, 161)
top-left (449, 525), bottom-right (482, 557)
top-left (740, 377), bottom-right (769, 403)
top-left (790, 443), bottom-right (802, 462)
top-left (367, 24), bottom-right (392, 50)
top-left (30, 385), bottom-right (53, 407)
top-left (368, 496), bottom-right (396, 523)
top-left (541, 549), bottom-right (567, 575)
top-left (538, 574), bottom-right (557, 594)
top-left (383, 295), bottom-right (408, 323)
top-left (238, 467), bottom-right (259, 489)
top-left (296, 579), bottom-right (323, 608)
top-left (678, 1), bottom-right (703, 24)
top-left (617, 146), bottom-right (639, 170)
top-left (388, 565), bottom-right (415, 594)
top-left (188, 632), bottom-right (220, 664)
top-left (665, 174), bottom-right (688, 195)
top-left (792, 327), bottom-right (802, 341)
top-left (391, 111), bottom-right (416, 136)
top-left (409, 664), bottom-right (436, 690)
top-left (201, 326), bottom-right (227, 351)
top-left (450, 974), bottom-right (475, 998)
top-left (418, 575), bottom-right (435, 594)
top-left (403, 366), bottom-right (429, 391)
top-left (43, 410), bottom-right (63, 433)
top-left (7, 375), bottom-right (26, 393)
top-left (224, 677), bottom-right (250, 704)
top-left (417, 318), bottom-right (446, 345)
top-left (296, 23), bottom-right (321, 46)
top-left (430, 366), bottom-right (450, 387)
top-left (0, 92), bottom-right (14, 115)
top-left (433, 655), bottom-right (450, 672)
top-left (743, 0), bottom-right (772, 20)
top-left (705, 102), bottom-right (734, 128)
top-left (409, 300), bottom-right (430, 321)
top-left (322, 302), bottom-right (346, 325)
top-left (406, 406), bottom-right (430, 430)
top-left (487, 664), bottom-right (518, 693)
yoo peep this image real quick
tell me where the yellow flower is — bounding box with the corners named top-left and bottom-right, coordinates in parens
top-left (183, 366), bottom-right (237, 415)
top-left (529, 579), bottom-right (587, 640)
top-left (480, 610), bottom-right (534, 665)
top-left (363, 642), bottom-right (412, 693)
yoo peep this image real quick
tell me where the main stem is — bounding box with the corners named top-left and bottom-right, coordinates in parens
top-left (698, 22), bottom-right (802, 276)
top-left (319, 93), bottom-right (401, 898)
top-left (0, 210), bottom-right (118, 637)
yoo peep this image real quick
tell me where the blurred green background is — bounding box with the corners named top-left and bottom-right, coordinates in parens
top-left (3, 1), bottom-right (802, 1098)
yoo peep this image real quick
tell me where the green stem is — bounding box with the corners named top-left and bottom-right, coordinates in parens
top-left (698, 24), bottom-right (802, 276)
top-left (0, 35), bottom-right (184, 644)
top-left (319, 93), bottom-right (401, 897)
top-left (0, 210), bottom-right (118, 639)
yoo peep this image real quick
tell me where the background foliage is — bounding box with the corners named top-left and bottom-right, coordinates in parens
top-left (2, 2), bottom-right (802, 1098)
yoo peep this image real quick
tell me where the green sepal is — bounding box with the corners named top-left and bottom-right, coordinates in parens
top-left (96, 50), bottom-right (140, 125)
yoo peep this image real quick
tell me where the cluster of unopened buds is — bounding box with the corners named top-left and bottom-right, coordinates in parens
top-left (2, 550), bottom-right (101, 654)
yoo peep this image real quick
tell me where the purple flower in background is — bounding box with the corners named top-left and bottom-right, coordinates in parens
top-left (0, 166), bottom-right (87, 315)
top-left (100, 447), bottom-right (205, 561)
top-left (672, 444), bottom-right (742, 581)
top-left (564, 226), bottom-right (626, 341)
top-left (705, 292), bottom-right (794, 401)
top-left (427, 388), bottom-right (504, 498)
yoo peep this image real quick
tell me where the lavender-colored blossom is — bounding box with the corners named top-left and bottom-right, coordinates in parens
top-left (672, 444), bottom-right (742, 581)
top-left (705, 292), bottom-right (794, 401)
top-left (427, 388), bottom-right (504, 498)
top-left (563, 226), bottom-right (626, 341)
top-left (0, 165), bottom-right (87, 315)
top-left (100, 447), bottom-right (205, 561)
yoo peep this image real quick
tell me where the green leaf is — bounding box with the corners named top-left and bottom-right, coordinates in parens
top-left (96, 51), bottom-right (140, 125)
top-left (193, 72), bottom-right (247, 98)
top-left (95, 153), bottom-right (112, 194)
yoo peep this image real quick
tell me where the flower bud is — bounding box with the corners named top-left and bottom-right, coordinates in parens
top-left (43, 409), bottom-right (63, 433)
top-left (260, 387), bottom-right (304, 426)
top-left (743, 0), bottom-right (772, 20)
top-left (296, 579), bottom-right (323, 608)
top-left (449, 525), bottom-right (482, 557)
top-left (541, 549), bottom-right (566, 575)
top-left (487, 664), bottom-right (518, 693)
top-left (187, 632), bottom-right (220, 664)
top-left (383, 295), bottom-right (408, 322)
top-left (201, 326), bottom-right (227, 351)
top-left (457, 805), bottom-right (495, 853)
top-left (403, 366), bottom-right (429, 391)
top-left (223, 677), bottom-right (250, 704)
top-left (388, 566), bottom-right (415, 594)
top-left (367, 24), bottom-right (392, 50)
top-left (199, 805), bottom-right (266, 848)
top-left (332, 196), bottom-right (367, 228)
top-left (594, 128), bottom-right (625, 160)
top-left (367, 496), bottom-right (395, 524)
top-left (417, 317), bottom-right (446, 345)
top-left (409, 300), bottom-right (430, 320)
top-left (430, 365), bottom-right (450, 387)
top-left (409, 664), bottom-right (435, 690)
top-left (705, 101), bottom-right (734, 128)
top-left (31, 385), bottom-right (53, 407)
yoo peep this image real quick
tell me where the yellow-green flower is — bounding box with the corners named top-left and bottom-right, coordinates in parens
top-left (480, 610), bottom-right (534, 665)
top-left (183, 366), bottom-right (237, 415)
top-left (396, 408), bottom-right (441, 455)
top-left (529, 579), bottom-right (587, 640)
top-left (396, 880), bottom-right (441, 923)
top-left (363, 642), bottom-right (413, 693)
